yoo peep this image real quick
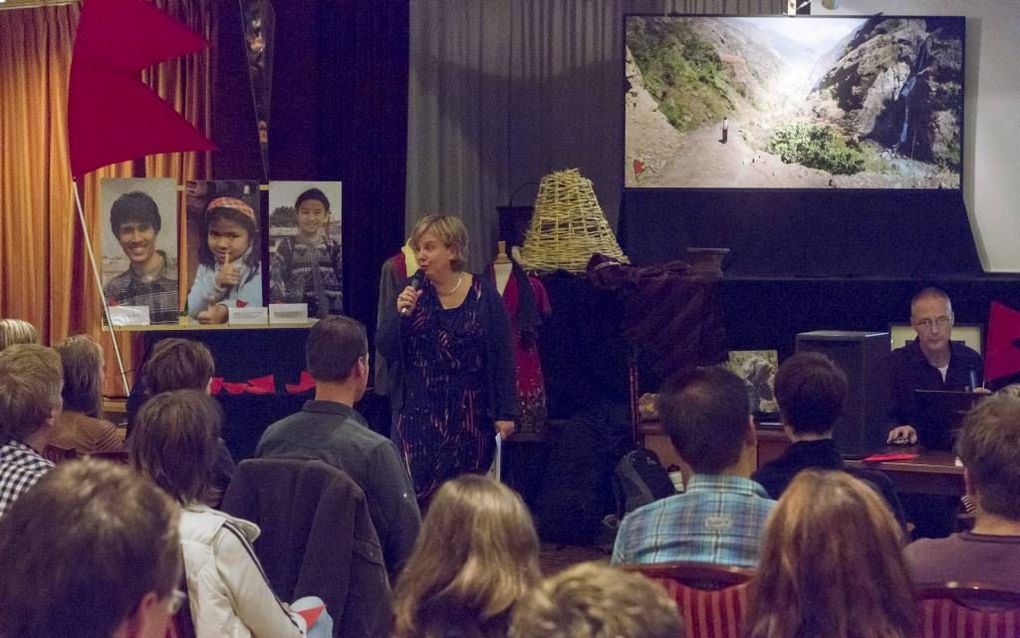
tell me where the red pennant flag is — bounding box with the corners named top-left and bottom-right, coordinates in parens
top-left (285, 371), bottom-right (317, 395)
top-left (68, 0), bottom-right (216, 177)
top-left (209, 377), bottom-right (224, 395)
top-left (984, 301), bottom-right (1020, 383)
top-left (246, 375), bottom-right (276, 395)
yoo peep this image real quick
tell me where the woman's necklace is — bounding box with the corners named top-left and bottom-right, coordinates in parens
top-left (438, 274), bottom-right (464, 296)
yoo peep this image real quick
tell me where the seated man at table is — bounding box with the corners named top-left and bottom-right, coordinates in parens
top-left (905, 393), bottom-right (1020, 588)
top-left (887, 287), bottom-right (982, 447)
top-left (257, 316), bottom-right (421, 576)
top-left (753, 352), bottom-right (906, 527)
top-left (612, 367), bottom-right (775, 568)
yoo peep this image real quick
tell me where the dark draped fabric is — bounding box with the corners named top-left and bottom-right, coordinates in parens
top-left (213, 0), bottom-right (409, 341)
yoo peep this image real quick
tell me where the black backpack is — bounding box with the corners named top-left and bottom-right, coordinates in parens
top-left (613, 448), bottom-right (676, 516)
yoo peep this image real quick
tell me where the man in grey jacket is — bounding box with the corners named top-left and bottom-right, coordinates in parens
top-left (257, 316), bottom-right (421, 576)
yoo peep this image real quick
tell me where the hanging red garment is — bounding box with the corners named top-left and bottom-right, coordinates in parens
top-left (493, 265), bottom-right (551, 435)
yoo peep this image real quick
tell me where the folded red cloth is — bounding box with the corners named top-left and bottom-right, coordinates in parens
top-left (246, 374), bottom-right (275, 395)
top-left (221, 382), bottom-right (249, 395)
top-left (285, 371), bottom-right (316, 394)
top-left (861, 452), bottom-right (919, 463)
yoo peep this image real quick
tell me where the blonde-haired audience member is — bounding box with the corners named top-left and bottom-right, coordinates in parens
top-left (746, 470), bottom-right (915, 638)
top-left (509, 562), bottom-right (682, 638)
top-left (130, 390), bottom-right (331, 638)
top-left (905, 392), bottom-right (1020, 589)
top-left (0, 344), bottom-right (62, 519)
top-left (0, 459), bottom-right (181, 638)
top-left (51, 335), bottom-right (124, 454)
top-left (393, 475), bottom-right (540, 638)
top-left (0, 318), bottom-right (38, 351)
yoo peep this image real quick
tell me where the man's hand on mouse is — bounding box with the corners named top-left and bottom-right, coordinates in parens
top-left (887, 424), bottom-right (918, 445)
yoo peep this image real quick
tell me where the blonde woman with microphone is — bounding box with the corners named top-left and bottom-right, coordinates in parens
top-left (377, 215), bottom-right (518, 506)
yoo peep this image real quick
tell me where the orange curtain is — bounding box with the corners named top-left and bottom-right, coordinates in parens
top-left (0, 1), bottom-right (214, 397)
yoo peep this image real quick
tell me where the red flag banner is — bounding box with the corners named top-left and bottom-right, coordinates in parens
top-left (984, 301), bottom-right (1020, 383)
top-left (68, 0), bottom-right (216, 177)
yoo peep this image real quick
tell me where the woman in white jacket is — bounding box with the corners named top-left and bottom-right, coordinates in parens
top-left (129, 389), bottom-right (332, 638)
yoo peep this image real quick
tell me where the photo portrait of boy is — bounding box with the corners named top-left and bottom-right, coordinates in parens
top-left (101, 178), bottom-right (179, 325)
top-left (268, 181), bottom-right (343, 317)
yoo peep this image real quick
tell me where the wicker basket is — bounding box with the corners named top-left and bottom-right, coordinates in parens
top-left (518, 169), bottom-right (628, 273)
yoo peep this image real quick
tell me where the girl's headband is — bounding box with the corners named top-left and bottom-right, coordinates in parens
top-left (206, 197), bottom-right (256, 224)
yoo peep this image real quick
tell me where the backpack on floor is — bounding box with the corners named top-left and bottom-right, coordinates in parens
top-left (613, 448), bottom-right (676, 516)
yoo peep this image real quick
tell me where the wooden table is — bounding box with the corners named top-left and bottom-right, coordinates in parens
top-left (846, 447), bottom-right (964, 497)
top-left (638, 421), bottom-right (964, 497)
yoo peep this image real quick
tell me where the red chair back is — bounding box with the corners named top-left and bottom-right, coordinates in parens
top-left (917, 582), bottom-right (1020, 638)
top-left (620, 562), bottom-right (754, 638)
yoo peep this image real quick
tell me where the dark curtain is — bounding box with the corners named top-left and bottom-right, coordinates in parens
top-left (213, 0), bottom-right (409, 340)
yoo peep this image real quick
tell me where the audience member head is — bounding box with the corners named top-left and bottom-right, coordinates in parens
top-left (509, 562), bottom-right (682, 638)
top-left (0, 344), bottom-right (63, 444)
top-left (656, 366), bottom-right (754, 474)
top-left (129, 389), bottom-right (221, 505)
top-left (910, 287), bottom-right (954, 360)
top-left (305, 316), bottom-right (369, 396)
top-left (994, 383), bottom-right (1020, 400)
top-left (141, 338), bottom-right (215, 394)
top-left (774, 352), bottom-right (848, 436)
top-left (0, 458), bottom-right (181, 638)
top-left (409, 214), bottom-right (469, 273)
top-left (0, 318), bottom-right (39, 351)
top-left (55, 335), bottom-right (104, 418)
top-left (957, 393), bottom-right (1020, 523)
top-left (393, 474), bottom-right (541, 638)
top-left (746, 470), bottom-right (914, 638)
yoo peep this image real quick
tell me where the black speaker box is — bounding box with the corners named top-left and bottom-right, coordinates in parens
top-left (795, 331), bottom-right (892, 458)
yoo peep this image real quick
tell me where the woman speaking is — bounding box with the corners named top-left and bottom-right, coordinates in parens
top-left (378, 215), bottom-right (518, 505)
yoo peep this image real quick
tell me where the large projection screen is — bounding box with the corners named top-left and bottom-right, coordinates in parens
top-left (624, 15), bottom-right (965, 190)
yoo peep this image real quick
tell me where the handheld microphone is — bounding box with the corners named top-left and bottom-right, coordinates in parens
top-left (969, 367), bottom-right (979, 392)
top-left (400, 269), bottom-right (424, 316)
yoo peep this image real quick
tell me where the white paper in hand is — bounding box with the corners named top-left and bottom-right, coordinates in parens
top-left (487, 433), bottom-right (502, 482)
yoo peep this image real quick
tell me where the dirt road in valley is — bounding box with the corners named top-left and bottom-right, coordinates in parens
top-left (640, 118), bottom-right (833, 188)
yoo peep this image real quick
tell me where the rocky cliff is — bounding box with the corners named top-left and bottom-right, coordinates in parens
top-left (807, 17), bottom-right (963, 170)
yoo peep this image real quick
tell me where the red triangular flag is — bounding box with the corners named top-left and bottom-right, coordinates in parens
top-left (285, 371), bottom-right (317, 394)
top-left (209, 377), bottom-right (224, 395)
top-left (72, 0), bottom-right (208, 72)
top-left (984, 301), bottom-right (1020, 382)
top-left (68, 0), bottom-right (216, 177)
top-left (246, 375), bottom-right (276, 395)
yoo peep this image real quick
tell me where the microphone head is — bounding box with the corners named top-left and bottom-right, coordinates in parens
top-left (408, 269), bottom-right (424, 290)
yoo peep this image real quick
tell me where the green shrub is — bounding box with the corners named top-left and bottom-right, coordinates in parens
top-left (767, 122), bottom-right (866, 175)
top-left (628, 18), bottom-right (735, 132)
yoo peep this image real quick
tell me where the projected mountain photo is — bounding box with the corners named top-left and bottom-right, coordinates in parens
top-left (624, 16), bottom-right (964, 189)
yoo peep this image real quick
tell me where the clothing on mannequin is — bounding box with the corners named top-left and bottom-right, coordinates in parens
top-left (493, 241), bottom-right (512, 295)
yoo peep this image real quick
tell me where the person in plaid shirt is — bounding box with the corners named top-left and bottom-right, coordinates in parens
top-left (0, 344), bottom-right (63, 519)
top-left (612, 367), bottom-right (776, 568)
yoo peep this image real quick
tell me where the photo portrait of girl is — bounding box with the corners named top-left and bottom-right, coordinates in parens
top-left (186, 181), bottom-right (263, 324)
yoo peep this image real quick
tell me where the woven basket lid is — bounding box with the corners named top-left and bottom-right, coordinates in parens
top-left (518, 168), bottom-right (628, 273)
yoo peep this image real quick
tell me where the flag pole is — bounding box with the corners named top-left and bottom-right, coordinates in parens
top-left (72, 178), bottom-right (131, 396)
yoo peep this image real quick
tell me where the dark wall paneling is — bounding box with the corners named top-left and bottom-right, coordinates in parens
top-left (619, 189), bottom-right (982, 278)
